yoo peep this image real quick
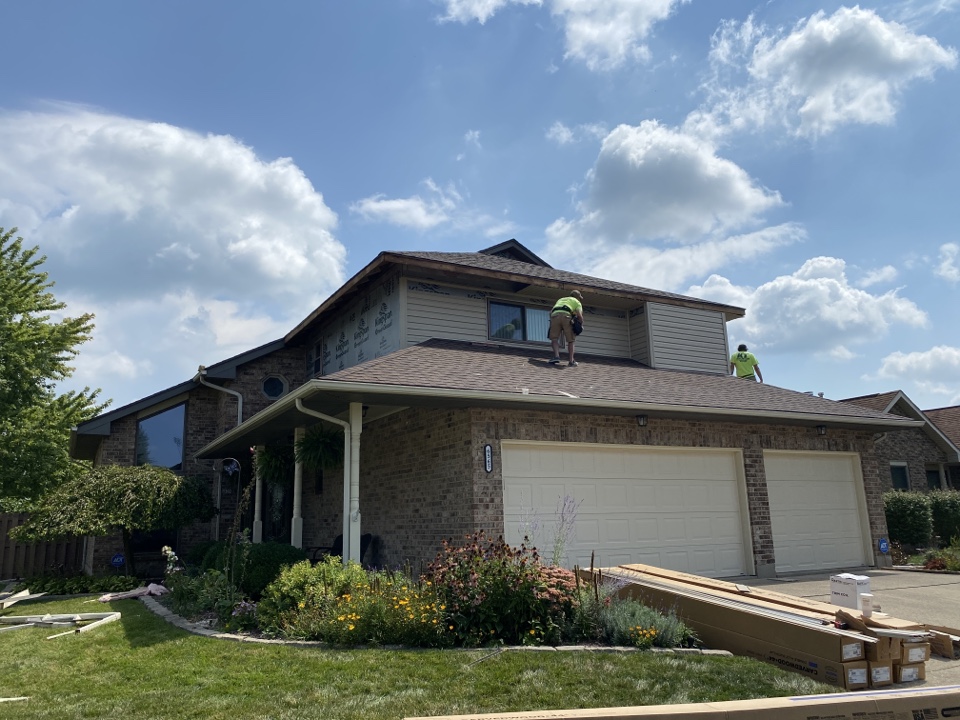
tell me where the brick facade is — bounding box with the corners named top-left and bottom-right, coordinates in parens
top-left (873, 427), bottom-right (947, 491)
top-left (300, 406), bottom-right (889, 577)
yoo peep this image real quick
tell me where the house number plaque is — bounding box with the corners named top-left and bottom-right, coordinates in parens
top-left (484, 444), bottom-right (492, 473)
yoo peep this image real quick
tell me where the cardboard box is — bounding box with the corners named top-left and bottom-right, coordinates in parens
top-left (615, 576), bottom-right (865, 663)
top-left (928, 627), bottom-right (960, 659)
top-left (830, 573), bottom-right (871, 609)
top-left (898, 641), bottom-right (930, 664)
top-left (679, 622), bottom-right (868, 690)
top-left (895, 663), bottom-right (926, 683)
top-left (867, 660), bottom-right (893, 687)
top-left (406, 685), bottom-right (960, 719)
top-left (864, 636), bottom-right (900, 662)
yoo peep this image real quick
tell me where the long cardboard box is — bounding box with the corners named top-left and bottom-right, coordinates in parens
top-left (682, 622), bottom-right (867, 690)
top-left (609, 572), bottom-right (866, 663)
top-left (405, 685), bottom-right (960, 720)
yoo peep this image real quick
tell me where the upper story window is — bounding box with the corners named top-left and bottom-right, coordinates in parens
top-left (489, 301), bottom-right (550, 344)
top-left (136, 403), bottom-right (186, 471)
top-left (262, 375), bottom-right (287, 399)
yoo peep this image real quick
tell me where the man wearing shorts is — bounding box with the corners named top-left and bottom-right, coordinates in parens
top-left (548, 290), bottom-right (584, 367)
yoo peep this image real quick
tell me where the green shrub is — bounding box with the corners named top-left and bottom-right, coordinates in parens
top-left (196, 540), bottom-right (307, 599)
top-left (183, 540), bottom-right (219, 568)
top-left (257, 557), bottom-right (370, 637)
top-left (883, 490), bottom-right (933, 546)
top-left (241, 542), bottom-right (309, 599)
top-left (165, 568), bottom-right (240, 623)
top-left (15, 574), bottom-right (141, 595)
top-left (425, 531), bottom-right (578, 647)
top-left (930, 490), bottom-right (960, 548)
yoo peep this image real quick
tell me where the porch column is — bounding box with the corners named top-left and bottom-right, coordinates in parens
top-left (253, 444), bottom-right (264, 544)
top-left (291, 426), bottom-right (305, 549)
top-left (347, 402), bottom-right (363, 564)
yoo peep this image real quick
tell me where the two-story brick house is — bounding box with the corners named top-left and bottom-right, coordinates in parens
top-left (72, 240), bottom-right (918, 578)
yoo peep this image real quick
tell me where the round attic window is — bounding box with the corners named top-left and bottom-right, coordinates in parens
top-left (262, 375), bottom-right (287, 399)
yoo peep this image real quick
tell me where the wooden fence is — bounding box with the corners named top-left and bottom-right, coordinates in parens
top-left (0, 513), bottom-right (85, 579)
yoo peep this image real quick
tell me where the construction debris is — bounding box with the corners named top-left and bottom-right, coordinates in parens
top-left (0, 611), bottom-right (121, 639)
top-left (0, 588), bottom-right (47, 610)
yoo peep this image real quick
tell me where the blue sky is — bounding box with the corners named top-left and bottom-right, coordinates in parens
top-left (1, 0), bottom-right (958, 412)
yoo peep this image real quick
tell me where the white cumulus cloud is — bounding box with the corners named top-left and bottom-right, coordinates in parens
top-left (350, 178), bottom-right (516, 238)
top-left (0, 105), bottom-right (345, 408)
top-left (437, 0), bottom-right (541, 24)
top-left (875, 345), bottom-right (960, 403)
top-left (936, 242), bottom-right (960, 282)
top-left (550, 0), bottom-right (689, 71)
top-left (857, 265), bottom-right (898, 287)
top-left (690, 256), bottom-right (929, 355)
top-left (688, 6), bottom-right (957, 139)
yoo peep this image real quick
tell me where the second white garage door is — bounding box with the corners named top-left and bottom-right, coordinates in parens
top-left (502, 441), bottom-right (751, 577)
top-left (764, 451), bottom-right (871, 574)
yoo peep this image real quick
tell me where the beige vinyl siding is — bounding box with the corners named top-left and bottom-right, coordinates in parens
top-left (404, 280), bottom-right (631, 358)
top-left (405, 282), bottom-right (488, 346)
top-left (629, 306), bottom-right (650, 365)
top-left (647, 302), bottom-right (728, 374)
top-left (574, 310), bottom-right (630, 358)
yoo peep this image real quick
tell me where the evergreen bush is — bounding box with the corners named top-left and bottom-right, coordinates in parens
top-left (883, 490), bottom-right (933, 547)
top-left (929, 490), bottom-right (960, 548)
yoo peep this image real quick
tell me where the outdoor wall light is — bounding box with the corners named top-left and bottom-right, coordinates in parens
top-left (636, 415), bottom-right (648, 427)
top-left (816, 425), bottom-right (827, 436)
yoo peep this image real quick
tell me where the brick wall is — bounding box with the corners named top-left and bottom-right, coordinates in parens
top-left (308, 405), bottom-right (888, 576)
top-left (874, 428), bottom-right (947, 491)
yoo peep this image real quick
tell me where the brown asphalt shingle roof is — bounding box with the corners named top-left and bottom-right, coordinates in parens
top-left (925, 405), bottom-right (960, 447)
top-left (839, 391), bottom-right (901, 414)
top-left (323, 339), bottom-right (913, 423)
top-left (390, 250), bottom-right (743, 314)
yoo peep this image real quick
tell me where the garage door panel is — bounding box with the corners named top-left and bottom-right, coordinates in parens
top-left (765, 451), bottom-right (867, 574)
top-left (503, 443), bottom-right (748, 577)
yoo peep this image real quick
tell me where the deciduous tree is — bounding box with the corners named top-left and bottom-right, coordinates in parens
top-left (0, 226), bottom-right (105, 501)
top-left (11, 464), bottom-right (216, 575)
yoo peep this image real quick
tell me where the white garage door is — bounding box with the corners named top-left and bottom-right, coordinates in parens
top-left (502, 442), bottom-right (750, 577)
top-left (764, 451), bottom-right (870, 574)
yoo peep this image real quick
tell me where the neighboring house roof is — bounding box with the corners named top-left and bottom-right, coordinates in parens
top-left (70, 338), bottom-right (287, 460)
top-left (286, 243), bottom-right (745, 344)
top-left (840, 390), bottom-right (960, 463)
top-left (925, 405), bottom-right (960, 451)
top-left (198, 339), bottom-right (920, 459)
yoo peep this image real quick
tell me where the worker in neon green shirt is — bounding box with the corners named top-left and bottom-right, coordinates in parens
top-left (729, 343), bottom-right (763, 382)
top-left (548, 290), bottom-right (584, 367)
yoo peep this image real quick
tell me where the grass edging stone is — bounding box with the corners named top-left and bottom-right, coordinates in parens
top-left (138, 594), bottom-right (732, 656)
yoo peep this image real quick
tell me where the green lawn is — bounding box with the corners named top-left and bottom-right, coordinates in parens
top-left (1, 598), bottom-right (834, 720)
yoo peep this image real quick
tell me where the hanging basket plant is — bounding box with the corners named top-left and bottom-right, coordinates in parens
top-left (255, 443), bottom-right (295, 487)
top-left (295, 424), bottom-right (344, 472)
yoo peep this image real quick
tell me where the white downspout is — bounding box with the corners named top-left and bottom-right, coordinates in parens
top-left (194, 366), bottom-right (244, 542)
top-left (295, 399), bottom-right (354, 564)
top-left (291, 427), bottom-right (305, 548)
top-left (348, 402), bottom-right (363, 564)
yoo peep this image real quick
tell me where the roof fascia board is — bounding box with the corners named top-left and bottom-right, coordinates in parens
top-left (197, 378), bottom-right (922, 458)
top-left (285, 253), bottom-right (391, 343)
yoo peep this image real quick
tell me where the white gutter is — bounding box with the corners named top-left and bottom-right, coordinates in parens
top-left (194, 365), bottom-right (243, 426)
top-left (193, 365), bottom-right (245, 542)
top-left (196, 378), bottom-right (924, 459)
top-left (294, 398), bottom-right (360, 564)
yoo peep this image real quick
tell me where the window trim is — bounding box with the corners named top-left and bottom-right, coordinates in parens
top-left (261, 374), bottom-right (288, 400)
top-left (487, 300), bottom-right (551, 345)
top-left (889, 462), bottom-right (909, 491)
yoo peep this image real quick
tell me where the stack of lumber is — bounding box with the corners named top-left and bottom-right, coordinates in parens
top-left (589, 564), bottom-right (938, 690)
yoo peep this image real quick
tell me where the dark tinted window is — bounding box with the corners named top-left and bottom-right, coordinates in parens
top-left (136, 404), bottom-right (186, 470)
top-left (263, 376), bottom-right (285, 398)
top-left (890, 465), bottom-right (909, 491)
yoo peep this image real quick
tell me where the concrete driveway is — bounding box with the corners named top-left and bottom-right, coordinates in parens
top-left (740, 568), bottom-right (960, 688)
